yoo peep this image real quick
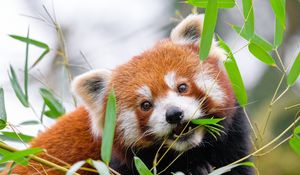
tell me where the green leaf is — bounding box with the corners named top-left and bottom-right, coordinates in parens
top-left (274, 18), bottom-right (285, 48)
top-left (91, 160), bottom-right (110, 175)
top-left (191, 118), bottom-right (224, 126)
top-left (66, 160), bottom-right (85, 175)
top-left (0, 149), bottom-right (28, 166)
top-left (289, 137), bottom-right (300, 156)
top-left (0, 131), bottom-right (34, 143)
top-left (186, 0), bottom-right (235, 8)
top-left (134, 157), bottom-right (153, 175)
top-left (287, 52), bottom-right (300, 86)
top-left (18, 120), bottom-right (40, 126)
top-left (273, 0), bottom-right (286, 47)
top-left (241, 0), bottom-right (254, 39)
top-left (8, 65), bottom-right (29, 107)
top-left (0, 148), bottom-right (43, 165)
top-left (0, 88), bottom-right (7, 129)
top-left (231, 25), bottom-right (273, 51)
top-left (224, 59), bottom-right (248, 106)
top-left (101, 90), bottom-right (117, 164)
top-left (208, 161), bottom-right (254, 175)
top-left (218, 37), bottom-right (248, 106)
top-left (270, 0), bottom-right (285, 28)
top-left (39, 88), bottom-right (65, 119)
top-left (248, 43), bottom-right (276, 66)
top-left (9, 35), bottom-right (50, 68)
top-left (199, 0), bottom-right (218, 60)
top-left (293, 126), bottom-right (300, 135)
top-left (24, 28), bottom-right (30, 101)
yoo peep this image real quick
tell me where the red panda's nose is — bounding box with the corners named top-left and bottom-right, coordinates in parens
top-left (166, 106), bottom-right (184, 124)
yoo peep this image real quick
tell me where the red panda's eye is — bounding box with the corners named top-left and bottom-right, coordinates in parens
top-left (141, 101), bottom-right (153, 111)
top-left (178, 83), bottom-right (188, 93)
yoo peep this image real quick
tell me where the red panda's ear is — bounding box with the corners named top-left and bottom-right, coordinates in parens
top-left (72, 69), bottom-right (111, 105)
top-left (72, 69), bottom-right (111, 137)
top-left (170, 14), bottom-right (227, 62)
top-left (170, 14), bottom-right (204, 45)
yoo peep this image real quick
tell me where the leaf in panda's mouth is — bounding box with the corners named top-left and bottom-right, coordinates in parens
top-left (191, 117), bottom-right (225, 140)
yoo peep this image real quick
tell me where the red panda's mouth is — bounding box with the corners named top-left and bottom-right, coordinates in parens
top-left (171, 122), bottom-right (198, 137)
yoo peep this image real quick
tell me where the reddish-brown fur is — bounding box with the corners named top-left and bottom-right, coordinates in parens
top-left (4, 40), bottom-right (235, 175)
top-left (8, 107), bottom-right (100, 175)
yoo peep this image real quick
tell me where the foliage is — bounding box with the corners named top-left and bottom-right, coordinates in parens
top-left (101, 90), bottom-right (117, 165)
top-left (0, 1), bottom-right (299, 175)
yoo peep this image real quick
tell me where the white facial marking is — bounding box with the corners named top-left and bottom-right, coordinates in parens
top-left (137, 85), bottom-right (152, 99)
top-left (118, 109), bottom-right (140, 147)
top-left (194, 72), bottom-right (225, 105)
top-left (148, 91), bottom-right (203, 137)
top-left (164, 71), bottom-right (177, 89)
top-left (166, 128), bottom-right (205, 151)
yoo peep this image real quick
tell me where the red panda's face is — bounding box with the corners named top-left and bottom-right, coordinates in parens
top-left (110, 41), bottom-right (235, 151)
top-left (72, 14), bottom-right (235, 152)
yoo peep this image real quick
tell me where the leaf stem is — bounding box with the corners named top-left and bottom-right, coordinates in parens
top-left (243, 108), bottom-right (258, 140)
top-left (274, 49), bottom-right (286, 72)
top-left (271, 87), bottom-right (290, 105)
top-left (254, 134), bottom-right (292, 157)
top-left (285, 103), bottom-right (300, 110)
top-left (227, 116), bottom-right (300, 167)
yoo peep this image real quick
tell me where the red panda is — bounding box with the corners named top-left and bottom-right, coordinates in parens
top-left (6, 14), bottom-right (252, 175)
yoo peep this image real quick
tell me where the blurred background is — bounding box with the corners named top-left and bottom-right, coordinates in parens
top-left (0, 0), bottom-right (300, 174)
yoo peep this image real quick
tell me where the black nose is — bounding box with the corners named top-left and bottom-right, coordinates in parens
top-left (166, 106), bottom-right (184, 124)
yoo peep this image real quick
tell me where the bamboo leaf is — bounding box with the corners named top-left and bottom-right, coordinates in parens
top-left (294, 126), bottom-right (300, 135)
top-left (91, 160), bottom-right (110, 175)
top-left (23, 28), bottom-right (30, 102)
top-left (248, 43), bottom-right (276, 66)
top-left (9, 35), bottom-right (49, 48)
top-left (186, 0), bottom-right (235, 8)
top-left (191, 118), bottom-right (224, 125)
top-left (270, 0), bottom-right (285, 27)
top-left (199, 0), bottom-right (218, 60)
top-left (0, 148), bottom-right (43, 165)
top-left (0, 131), bottom-right (34, 142)
top-left (101, 90), bottom-right (117, 164)
top-left (274, 18), bottom-right (285, 48)
top-left (218, 37), bottom-right (248, 106)
top-left (290, 125), bottom-right (300, 157)
top-left (287, 52), bottom-right (300, 86)
top-left (208, 162), bottom-right (254, 175)
top-left (18, 120), bottom-right (40, 126)
top-left (289, 137), bottom-right (300, 156)
top-left (206, 129), bottom-right (218, 140)
top-left (0, 88), bottom-right (7, 130)
top-left (8, 65), bottom-right (29, 107)
top-left (134, 156), bottom-right (153, 175)
top-left (231, 25), bottom-right (273, 51)
top-left (9, 34), bottom-right (50, 68)
top-left (241, 0), bottom-right (254, 38)
top-left (0, 149), bottom-right (28, 166)
top-left (39, 88), bottom-right (65, 119)
top-left (273, 0), bottom-right (286, 47)
top-left (66, 160), bottom-right (85, 175)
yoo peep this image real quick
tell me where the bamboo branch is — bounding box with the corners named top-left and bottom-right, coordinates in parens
top-left (0, 142), bottom-right (79, 175)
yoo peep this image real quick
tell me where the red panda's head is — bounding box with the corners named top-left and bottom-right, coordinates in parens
top-left (72, 14), bottom-right (235, 152)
